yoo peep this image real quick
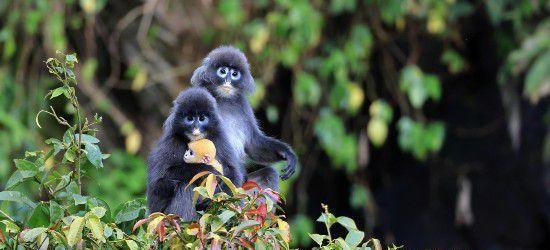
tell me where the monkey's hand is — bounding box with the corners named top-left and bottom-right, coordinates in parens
top-left (279, 148), bottom-right (297, 180)
top-left (202, 155), bottom-right (211, 164)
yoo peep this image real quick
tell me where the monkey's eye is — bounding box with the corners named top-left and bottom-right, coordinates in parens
top-left (230, 69), bottom-right (241, 80)
top-left (216, 67), bottom-right (228, 78)
top-left (184, 116), bottom-right (194, 124)
top-left (198, 115), bottom-right (209, 124)
top-left (189, 150), bottom-right (194, 156)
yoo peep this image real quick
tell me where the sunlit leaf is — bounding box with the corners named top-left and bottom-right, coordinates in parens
top-left (309, 233), bottom-right (327, 246)
top-left (86, 215), bottom-right (106, 243)
top-left (66, 216), bottom-right (85, 247)
top-left (5, 170), bottom-right (37, 190)
top-left (345, 229), bottom-right (364, 247)
top-left (85, 141), bottom-right (103, 168)
top-left (114, 199), bottom-right (146, 223)
top-left (0, 191), bottom-right (36, 208)
top-left (21, 227), bottom-right (47, 242)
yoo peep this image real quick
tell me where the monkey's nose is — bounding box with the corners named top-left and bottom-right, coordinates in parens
top-left (192, 128), bottom-right (201, 135)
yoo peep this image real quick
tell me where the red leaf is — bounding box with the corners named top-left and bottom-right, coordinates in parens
top-left (247, 204), bottom-right (267, 223)
top-left (168, 218), bottom-right (181, 233)
top-left (157, 221), bottom-right (166, 242)
top-left (238, 237), bottom-right (254, 249)
top-left (242, 180), bottom-right (260, 191)
top-left (132, 218), bottom-right (148, 232)
top-left (0, 229), bottom-right (6, 243)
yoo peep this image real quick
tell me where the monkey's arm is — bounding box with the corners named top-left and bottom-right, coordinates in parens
top-left (245, 132), bottom-right (297, 180)
top-left (164, 183), bottom-right (196, 221)
top-left (147, 176), bottom-right (177, 214)
top-left (146, 164), bottom-right (194, 214)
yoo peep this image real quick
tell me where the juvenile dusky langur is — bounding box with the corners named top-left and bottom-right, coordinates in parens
top-left (191, 46), bottom-right (298, 190)
top-left (147, 87), bottom-right (245, 221)
top-left (184, 138), bottom-right (224, 175)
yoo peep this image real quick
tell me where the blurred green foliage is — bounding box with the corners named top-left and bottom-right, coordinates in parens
top-left (0, 0), bottom-right (548, 247)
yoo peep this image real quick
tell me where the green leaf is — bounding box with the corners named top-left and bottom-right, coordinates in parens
top-left (233, 220), bottom-right (260, 234)
top-left (345, 230), bottom-right (364, 247)
top-left (75, 134), bottom-right (100, 144)
top-left (90, 207), bottom-right (107, 218)
top-left (0, 191), bottom-right (36, 208)
top-left (400, 65), bottom-right (441, 108)
top-left (369, 100), bottom-right (393, 123)
top-left (314, 109), bottom-right (357, 170)
top-left (73, 194), bottom-right (88, 205)
top-left (397, 117), bottom-right (446, 159)
top-left (309, 233), bottom-right (327, 246)
top-left (441, 50), bottom-right (466, 73)
top-left (65, 53), bottom-right (78, 65)
top-left (424, 75), bottom-right (442, 101)
top-left (14, 159), bottom-right (38, 171)
top-left (335, 237), bottom-right (352, 250)
top-left (63, 129), bottom-right (74, 144)
top-left (1, 219), bottom-right (20, 233)
top-left (337, 216), bottom-right (357, 230)
top-left (5, 170), bottom-right (37, 190)
top-left (219, 210), bottom-right (236, 224)
top-left (67, 216), bottom-right (85, 247)
top-left (218, 0), bottom-right (244, 26)
top-left (316, 212), bottom-right (337, 228)
top-left (86, 215), bottom-right (106, 243)
top-left (330, 0), bottom-right (356, 14)
top-left (21, 227), bottom-right (47, 242)
top-left (50, 87), bottom-right (67, 99)
top-left (114, 199), bottom-right (146, 223)
top-left (210, 217), bottom-right (224, 232)
top-left (50, 201), bottom-right (64, 223)
top-left (425, 122), bottom-right (446, 151)
top-left (524, 51), bottom-right (550, 103)
top-left (126, 240), bottom-right (139, 250)
top-left (64, 148), bottom-right (76, 162)
top-left (294, 72), bottom-right (321, 107)
top-left (85, 141), bottom-right (103, 168)
top-left (350, 184), bottom-right (371, 209)
top-left (27, 203), bottom-right (50, 228)
top-left (377, 0), bottom-right (406, 24)
top-left (218, 175), bottom-right (238, 196)
top-left (290, 214), bottom-right (314, 247)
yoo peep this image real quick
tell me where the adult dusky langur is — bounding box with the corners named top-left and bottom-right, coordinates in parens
top-left (191, 45), bottom-right (298, 189)
top-left (147, 87), bottom-right (245, 221)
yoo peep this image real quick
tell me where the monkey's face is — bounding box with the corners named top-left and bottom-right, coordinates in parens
top-left (183, 148), bottom-right (195, 163)
top-left (210, 65), bottom-right (242, 98)
top-left (178, 110), bottom-right (216, 141)
top-left (180, 111), bottom-right (212, 141)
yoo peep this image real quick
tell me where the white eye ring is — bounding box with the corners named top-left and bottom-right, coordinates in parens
top-left (230, 69), bottom-right (241, 80)
top-left (217, 67), bottom-right (228, 78)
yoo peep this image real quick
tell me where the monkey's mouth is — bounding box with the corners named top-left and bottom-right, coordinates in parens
top-left (187, 133), bottom-right (205, 141)
top-left (216, 82), bottom-right (235, 97)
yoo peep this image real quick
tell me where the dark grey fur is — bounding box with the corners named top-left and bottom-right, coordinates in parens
top-left (191, 45), bottom-right (298, 187)
top-left (147, 87), bottom-right (245, 221)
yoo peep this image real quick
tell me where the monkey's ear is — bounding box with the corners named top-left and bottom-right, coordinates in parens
top-left (191, 65), bottom-right (207, 86)
top-left (162, 111), bottom-right (176, 134)
top-left (202, 155), bottom-right (211, 164)
top-left (242, 70), bottom-right (255, 94)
